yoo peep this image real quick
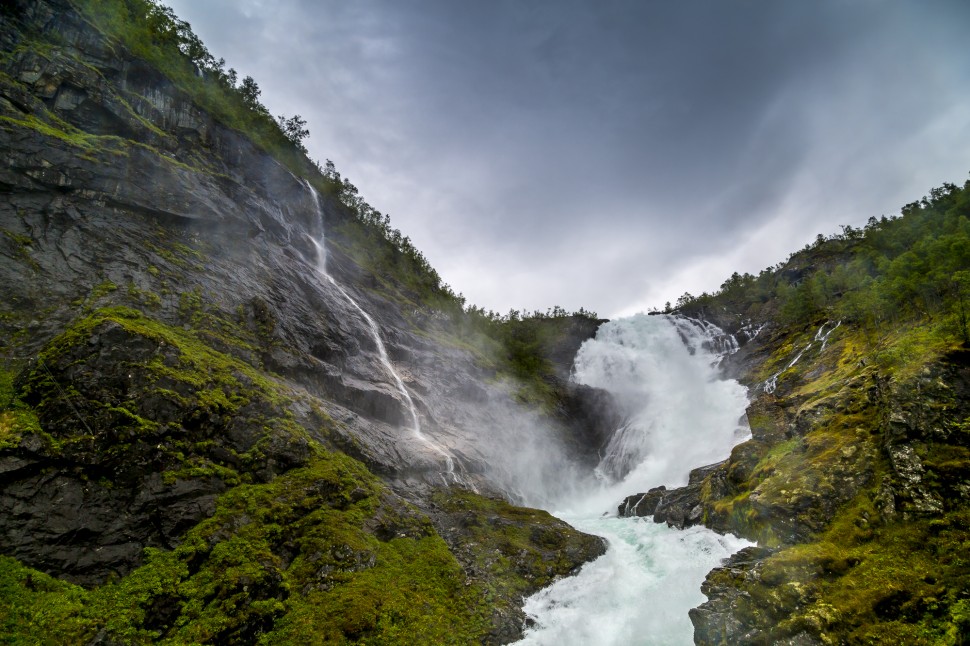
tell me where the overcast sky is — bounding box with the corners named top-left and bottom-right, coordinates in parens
top-left (165, 0), bottom-right (970, 318)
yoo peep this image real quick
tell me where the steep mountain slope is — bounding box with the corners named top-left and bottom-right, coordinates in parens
top-left (0, 1), bottom-right (609, 642)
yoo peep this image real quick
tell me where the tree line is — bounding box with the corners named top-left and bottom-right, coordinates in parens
top-left (672, 178), bottom-right (970, 345)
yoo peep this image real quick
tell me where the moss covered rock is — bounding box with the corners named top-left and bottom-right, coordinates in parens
top-left (690, 319), bottom-right (970, 644)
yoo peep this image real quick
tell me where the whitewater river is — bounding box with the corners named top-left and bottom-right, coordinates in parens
top-left (516, 314), bottom-right (754, 645)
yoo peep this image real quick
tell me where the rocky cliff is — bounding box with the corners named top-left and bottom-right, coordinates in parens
top-left (688, 324), bottom-right (969, 644)
top-left (0, 2), bottom-right (610, 642)
top-left (618, 247), bottom-right (970, 642)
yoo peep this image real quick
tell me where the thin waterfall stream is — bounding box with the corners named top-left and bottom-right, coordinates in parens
top-left (305, 185), bottom-right (464, 485)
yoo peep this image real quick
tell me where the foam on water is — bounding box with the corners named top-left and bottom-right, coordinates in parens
top-left (302, 182), bottom-right (753, 641)
top-left (518, 516), bottom-right (751, 645)
top-left (517, 314), bottom-right (754, 645)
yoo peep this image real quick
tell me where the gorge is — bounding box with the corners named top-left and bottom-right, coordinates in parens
top-left (2, 1), bottom-right (969, 644)
top-left (516, 315), bottom-right (752, 645)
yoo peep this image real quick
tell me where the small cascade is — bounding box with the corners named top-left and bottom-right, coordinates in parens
top-left (304, 183), bottom-right (466, 486)
top-left (816, 320), bottom-right (841, 351)
top-left (668, 315), bottom-right (740, 362)
top-left (763, 342), bottom-right (811, 394)
top-left (737, 320), bottom-right (767, 345)
top-left (762, 320), bottom-right (841, 394)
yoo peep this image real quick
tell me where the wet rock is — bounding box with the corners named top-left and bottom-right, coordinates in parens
top-left (886, 444), bottom-right (944, 514)
top-left (690, 546), bottom-right (778, 646)
top-left (618, 462), bottom-right (724, 530)
top-left (0, 0), bottom-right (622, 636)
top-left (618, 486), bottom-right (666, 517)
top-left (541, 315), bottom-right (607, 381)
top-left (559, 383), bottom-right (624, 463)
top-left (653, 463), bottom-right (724, 529)
top-left (424, 488), bottom-right (607, 644)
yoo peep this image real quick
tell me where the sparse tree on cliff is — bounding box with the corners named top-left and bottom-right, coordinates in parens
top-left (277, 114), bottom-right (310, 152)
top-left (238, 76), bottom-right (261, 108)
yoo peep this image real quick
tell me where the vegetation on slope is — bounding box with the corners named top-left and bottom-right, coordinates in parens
top-left (675, 179), bottom-right (970, 358)
top-left (0, 452), bottom-right (493, 644)
top-left (0, 301), bottom-right (604, 643)
top-left (3, 0), bottom-right (602, 391)
top-left (0, 0), bottom-right (459, 310)
top-left (0, 1), bottom-right (607, 643)
top-left (683, 179), bottom-right (970, 644)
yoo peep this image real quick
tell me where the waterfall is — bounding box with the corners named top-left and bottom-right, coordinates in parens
top-left (302, 178), bottom-right (753, 640)
top-left (304, 183), bottom-right (464, 485)
top-left (516, 314), bottom-right (753, 645)
top-left (667, 315), bottom-right (740, 360)
top-left (570, 314), bottom-right (749, 502)
top-left (762, 320), bottom-right (841, 393)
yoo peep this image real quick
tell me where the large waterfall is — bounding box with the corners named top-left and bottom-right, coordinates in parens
top-left (516, 314), bottom-right (753, 645)
top-left (305, 186), bottom-right (752, 642)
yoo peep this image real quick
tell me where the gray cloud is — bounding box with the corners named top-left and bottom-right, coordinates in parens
top-left (166, 0), bottom-right (970, 317)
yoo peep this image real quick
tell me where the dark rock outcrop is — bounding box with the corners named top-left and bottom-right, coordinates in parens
top-left (618, 461), bottom-right (725, 529)
top-left (558, 382), bottom-right (624, 464)
top-left (688, 546), bottom-right (801, 646)
top-left (426, 489), bottom-right (607, 643)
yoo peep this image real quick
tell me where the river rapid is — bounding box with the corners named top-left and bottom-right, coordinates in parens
top-left (516, 314), bottom-right (754, 645)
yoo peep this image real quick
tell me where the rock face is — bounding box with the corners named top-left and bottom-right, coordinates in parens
top-left (427, 489), bottom-right (607, 644)
top-left (0, 2), bottom-right (616, 641)
top-left (618, 462), bottom-right (724, 530)
top-left (675, 315), bottom-right (970, 644)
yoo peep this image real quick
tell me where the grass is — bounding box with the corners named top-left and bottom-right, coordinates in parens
top-left (0, 368), bottom-right (40, 450)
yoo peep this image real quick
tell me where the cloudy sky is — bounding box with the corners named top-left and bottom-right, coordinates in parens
top-left (165, 0), bottom-right (970, 318)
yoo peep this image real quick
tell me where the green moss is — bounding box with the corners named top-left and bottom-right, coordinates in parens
top-left (72, 0), bottom-right (320, 182)
top-left (0, 453), bottom-right (493, 644)
top-left (15, 305), bottom-right (298, 481)
top-left (177, 286), bottom-right (203, 317)
top-left (49, 305), bottom-right (280, 402)
top-left (126, 282), bottom-right (161, 308)
top-left (872, 320), bottom-right (959, 380)
top-left (0, 369), bottom-right (40, 451)
top-left (91, 280), bottom-right (118, 299)
top-left (268, 534), bottom-right (487, 645)
top-left (0, 113), bottom-right (129, 154)
top-left (752, 504), bottom-right (970, 644)
top-left (1, 229), bottom-right (31, 249)
top-left (0, 301), bottom-right (504, 640)
top-left (700, 314), bottom-right (970, 642)
top-left (0, 555), bottom-right (91, 643)
top-left (430, 488), bottom-right (600, 604)
top-left (0, 228), bottom-right (41, 272)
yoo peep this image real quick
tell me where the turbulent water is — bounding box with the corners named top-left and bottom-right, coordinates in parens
top-left (516, 314), bottom-right (753, 645)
